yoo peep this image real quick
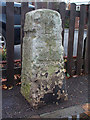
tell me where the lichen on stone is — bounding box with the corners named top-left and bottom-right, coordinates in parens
top-left (21, 9), bottom-right (68, 108)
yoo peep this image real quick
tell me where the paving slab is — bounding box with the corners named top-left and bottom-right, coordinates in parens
top-left (40, 105), bottom-right (84, 118)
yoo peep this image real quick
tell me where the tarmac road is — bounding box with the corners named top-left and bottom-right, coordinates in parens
top-left (14, 29), bottom-right (87, 60)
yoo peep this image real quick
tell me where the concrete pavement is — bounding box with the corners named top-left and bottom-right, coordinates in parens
top-left (40, 105), bottom-right (85, 118)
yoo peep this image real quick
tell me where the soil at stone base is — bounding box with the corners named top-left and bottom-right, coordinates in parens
top-left (2, 75), bottom-right (89, 118)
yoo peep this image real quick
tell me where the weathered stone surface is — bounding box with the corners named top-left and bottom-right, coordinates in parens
top-left (21, 9), bottom-right (67, 108)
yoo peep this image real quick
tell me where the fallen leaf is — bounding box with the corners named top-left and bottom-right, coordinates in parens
top-left (73, 75), bottom-right (78, 78)
top-left (67, 73), bottom-right (70, 78)
top-left (16, 82), bottom-right (21, 86)
top-left (84, 111), bottom-right (90, 116)
top-left (1, 78), bottom-right (7, 82)
top-left (82, 103), bottom-right (90, 116)
top-left (2, 85), bottom-right (7, 90)
top-left (17, 74), bottom-right (21, 79)
top-left (8, 86), bottom-right (13, 90)
top-left (14, 74), bottom-right (21, 80)
top-left (82, 103), bottom-right (90, 111)
top-left (14, 75), bottom-right (17, 80)
top-left (66, 73), bottom-right (71, 79)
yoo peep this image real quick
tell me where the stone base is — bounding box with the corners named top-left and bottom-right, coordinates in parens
top-left (21, 74), bottom-right (67, 108)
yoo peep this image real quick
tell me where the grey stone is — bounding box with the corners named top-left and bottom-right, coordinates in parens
top-left (40, 105), bottom-right (85, 118)
top-left (21, 9), bottom-right (67, 108)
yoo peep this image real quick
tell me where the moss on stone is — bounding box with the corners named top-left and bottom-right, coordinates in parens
top-left (47, 65), bottom-right (59, 75)
top-left (21, 82), bottom-right (31, 103)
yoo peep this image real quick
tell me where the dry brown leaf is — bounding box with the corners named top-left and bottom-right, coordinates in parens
top-left (17, 74), bottom-right (21, 79)
top-left (84, 111), bottom-right (90, 116)
top-left (2, 85), bottom-right (7, 90)
top-left (14, 75), bottom-right (17, 80)
top-left (1, 78), bottom-right (7, 82)
top-left (82, 103), bottom-right (90, 111)
top-left (16, 82), bottom-right (21, 86)
top-left (8, 86), bottom-right (13, 90)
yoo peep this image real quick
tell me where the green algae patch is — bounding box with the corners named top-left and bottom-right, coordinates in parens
top-left (47, 65), bottom-right (59, 75)
top-left (21, 82), bottom-right (31, 103)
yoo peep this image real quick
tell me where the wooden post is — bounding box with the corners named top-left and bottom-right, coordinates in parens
top-left (47, 2), bottom-right (59, 11)
top-left (35, 2), bottom-right (47, 9)
top-left (21, 2), bottom-right (29, 68)
top-left (85, 5), bottom-right (90, 74)
top-left (6, 2), bottom-right (14, 87)
top-left (76, 5), bottom-right (86, 75)
top-left (59, 2), bottom-right (66, 46)
top-left (67, 3), bottom-right (76, 76)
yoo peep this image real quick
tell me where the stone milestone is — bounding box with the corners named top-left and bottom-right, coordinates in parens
top-left (21, 9), bottom-right (67, 108)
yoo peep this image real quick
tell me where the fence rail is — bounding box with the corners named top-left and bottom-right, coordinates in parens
top-left (1, 2), bottom-right (90, 87)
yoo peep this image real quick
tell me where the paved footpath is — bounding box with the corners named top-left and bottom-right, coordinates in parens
top-left (40, 104), bottom-right (88, 118)
top-left (2, 75), bottom-right (89, 118)
top-left (30, 104), bottom-right (90, 119)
